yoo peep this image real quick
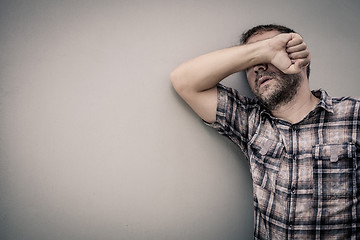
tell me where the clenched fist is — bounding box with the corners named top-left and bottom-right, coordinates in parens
top-left (267, 33), bottom-right (310, 74)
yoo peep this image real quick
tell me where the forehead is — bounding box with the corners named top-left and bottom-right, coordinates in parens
top-left (246, 30), bottom-right (281, 44)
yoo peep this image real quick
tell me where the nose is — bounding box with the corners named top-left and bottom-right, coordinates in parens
top-left (253, 63), bottom-right (268, 74)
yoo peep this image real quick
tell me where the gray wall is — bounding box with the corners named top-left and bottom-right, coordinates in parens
top-left (1, 0), bottom-right (359, 239)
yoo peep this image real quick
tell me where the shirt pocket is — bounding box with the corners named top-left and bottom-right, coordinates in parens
top-left (249, 133), bottom-right (284, 193)
top-left (312, 143), bottom-right (357, 199)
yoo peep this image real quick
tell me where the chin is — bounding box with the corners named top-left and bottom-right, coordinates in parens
top-left (258, 84), bottom-right (277, 98)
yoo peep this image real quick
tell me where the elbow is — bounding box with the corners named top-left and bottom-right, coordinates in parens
top-left (170, 68), bottom-right (186, 93)
top-left (169, 69), bottom-right (178, 88)
top-left (170, 65), bottom-right (197, 97)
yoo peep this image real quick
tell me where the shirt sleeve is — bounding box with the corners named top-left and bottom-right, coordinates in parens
top-left (204, 83), bottom-right (253, 153)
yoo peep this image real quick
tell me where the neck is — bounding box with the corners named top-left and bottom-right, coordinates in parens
top-left (270, 84), bottom-right (319, 124)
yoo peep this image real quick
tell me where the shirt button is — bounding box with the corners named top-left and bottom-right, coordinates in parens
top-left (291, 186), bottom-right (296, 194)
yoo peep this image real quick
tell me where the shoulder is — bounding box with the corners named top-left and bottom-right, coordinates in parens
top-left (314, 89), bottom-right (360, 113)
top-left (329, 94), bottom-right (360, 118)
top-left (332, 95), bottom-right (360, 108)
top-left (332, 96), bottom-right (360, 103)
top-left (217, 83), bottom-right (258, 108)
top-left (216, 84), bottom-right (263, 133)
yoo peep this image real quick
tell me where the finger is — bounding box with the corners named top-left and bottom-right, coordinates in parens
top-left (289, 50), bottom-right (309, 59)
top-left (286, 34), bottom-right (303, 48)
top-left (300, 53), bottom-right (311, 68)
top-left (286, 42), bottom-right (307, 53)
top-left (284, 57), bottom-right (310, 74)
top-left (293, 57), bottom-right (310, 70)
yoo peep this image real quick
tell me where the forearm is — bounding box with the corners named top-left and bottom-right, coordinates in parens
top-left (170, 40), bottom-right (270, 94)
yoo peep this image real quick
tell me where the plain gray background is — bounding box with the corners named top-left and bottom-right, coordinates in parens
top-left (1, 0), bottom-right (359, 239)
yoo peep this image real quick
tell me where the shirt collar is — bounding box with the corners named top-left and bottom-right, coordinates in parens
top-left (312, 89), bottom-right (334, 113)
top-left (259, 89), bottom-right (334, 119)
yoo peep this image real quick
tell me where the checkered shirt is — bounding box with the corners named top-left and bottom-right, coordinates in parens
top-left (205, 84), bottom-right (360, 239)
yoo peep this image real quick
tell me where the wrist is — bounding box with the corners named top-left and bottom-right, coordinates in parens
top-left (247, 39), bottom-right (273, 66)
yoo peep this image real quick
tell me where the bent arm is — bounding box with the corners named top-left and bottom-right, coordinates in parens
top-left (170, 33), bottom-right (309, 123)
top-left (170, 40), bottom-right (271, 123)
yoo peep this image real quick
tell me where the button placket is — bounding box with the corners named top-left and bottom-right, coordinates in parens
top-left (288, 124), bottom-right (298, 235)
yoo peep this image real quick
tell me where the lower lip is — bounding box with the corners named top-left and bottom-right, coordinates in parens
top-left (259, 78), bottom-right (273, 87)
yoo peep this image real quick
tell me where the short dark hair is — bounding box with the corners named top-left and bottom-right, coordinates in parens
top-left (240, 24), bottom-right (310, 78)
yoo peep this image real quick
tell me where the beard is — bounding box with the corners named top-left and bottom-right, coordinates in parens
top-left (253, 71), bottom-right (302, 111)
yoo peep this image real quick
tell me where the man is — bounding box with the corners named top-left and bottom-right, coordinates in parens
top-left (170, 24), bottom-right (360, 239)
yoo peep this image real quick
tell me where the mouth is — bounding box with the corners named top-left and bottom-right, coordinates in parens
top-left (257, 76), bottom-right (273, 87)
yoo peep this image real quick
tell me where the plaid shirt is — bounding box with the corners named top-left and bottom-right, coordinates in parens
top-left (205, 84), bottom-right (360, 239)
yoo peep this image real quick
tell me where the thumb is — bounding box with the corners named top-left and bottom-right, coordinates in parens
top-left (283, 60), bottom-right (303, 74)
